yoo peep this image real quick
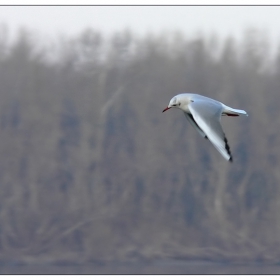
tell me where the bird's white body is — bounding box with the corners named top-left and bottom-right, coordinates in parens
top-left (162, 93), bottom-right (248, 162)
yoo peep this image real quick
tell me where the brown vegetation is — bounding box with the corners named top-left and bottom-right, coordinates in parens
top-left (0, 27), bottom-right (278, 264)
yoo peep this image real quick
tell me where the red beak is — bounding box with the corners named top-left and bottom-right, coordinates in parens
top-left (162, 106), bottom-right (170, 113)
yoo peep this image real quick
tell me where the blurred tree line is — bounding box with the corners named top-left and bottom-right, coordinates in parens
top-left (0, 25), bottom-right (279, 264)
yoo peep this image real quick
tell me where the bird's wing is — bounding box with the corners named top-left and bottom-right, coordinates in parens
top-left (184, 112), bottom-right (207, 139)
top-left (188, 100), bottom-right (232, 161)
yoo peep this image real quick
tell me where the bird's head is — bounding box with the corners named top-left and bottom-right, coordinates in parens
top-left (162, 96), bottom-right (183, 112)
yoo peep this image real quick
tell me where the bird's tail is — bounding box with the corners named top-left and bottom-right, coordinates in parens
top-left (222, 105), bottom-right (248, 117)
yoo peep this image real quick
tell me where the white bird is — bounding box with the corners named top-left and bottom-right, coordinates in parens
top-left (162, 93), bottom-right (248, 162)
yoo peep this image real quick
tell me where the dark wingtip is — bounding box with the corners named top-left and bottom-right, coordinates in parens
top-left (224, 134), bottom-right (233, 163)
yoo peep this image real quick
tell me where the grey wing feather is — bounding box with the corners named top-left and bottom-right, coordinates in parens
top-left (188, 100), bottom-right (233, 161)
top-left (184, 112), bottom-right (207, 139)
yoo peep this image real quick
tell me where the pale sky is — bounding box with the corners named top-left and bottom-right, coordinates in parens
top-left (0, 6), bottom-right (280, 46)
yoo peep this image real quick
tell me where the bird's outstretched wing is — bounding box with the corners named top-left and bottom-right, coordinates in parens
top-left (188, 100), bottom-right (233, 161)
top-left (184, 112), bottom-right (207, 139)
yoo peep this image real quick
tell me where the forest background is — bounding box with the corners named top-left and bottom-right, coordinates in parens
top-left (0, 25), bottom-right (278, 264)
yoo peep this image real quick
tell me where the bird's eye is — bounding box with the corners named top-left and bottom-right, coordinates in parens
top-left (178, 103), bottom-right (181, 106)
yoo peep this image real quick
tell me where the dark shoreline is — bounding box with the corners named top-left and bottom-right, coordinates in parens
top-left (0, 260), bottom-right (279, 274)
